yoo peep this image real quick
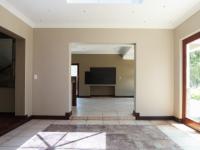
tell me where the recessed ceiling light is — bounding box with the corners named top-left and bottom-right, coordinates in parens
top-left (162, 5), bottom-right (166, 8)
top-left (82, 10), bottom-right (87, 13)
top-left (66, 0), bottom-right (143, 4)
top-left (47, 9), bottom-right (52, 13)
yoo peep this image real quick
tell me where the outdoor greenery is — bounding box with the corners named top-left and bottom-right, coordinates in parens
top-left (192, 94), bottom-right (200, 101)
top-left (190, 50), bottom-right (200, 100)
top-left (191, 88), bottom-right (200, 101)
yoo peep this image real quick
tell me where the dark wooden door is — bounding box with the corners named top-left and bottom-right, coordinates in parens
top-left (72, 77), bottom-right (77, 106)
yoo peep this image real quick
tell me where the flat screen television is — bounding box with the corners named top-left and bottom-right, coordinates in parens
top-left (85, 67), bottom-right (116, 84)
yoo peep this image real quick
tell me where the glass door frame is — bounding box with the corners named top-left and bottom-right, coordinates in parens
top-left (182, 32), bottom-right (200, 131)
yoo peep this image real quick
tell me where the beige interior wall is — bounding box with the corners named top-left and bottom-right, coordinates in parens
top-left (33, 28), bottom-right (174, 116)
top-left (90, 86), bottom-right (115, 96)
top-left (174, 10), bottom-right (200, 119)
top-left (0, 4), bottom-right (175, 117)
top-left (0, 6), bottom-right (33, 116)
top-left (2, 3), bottom-right (200, 117)
top-left (72, 54), bottom-right (134, 97)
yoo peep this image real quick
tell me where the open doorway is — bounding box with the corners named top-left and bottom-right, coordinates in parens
top-left (0, 32), bottom-right (16, 116)
top-left (70, 43), bottom-right (136, 120)
top-left (71, 63), bottom-right (79, 106)
top-left (0, 27), bottom-right (26, 136)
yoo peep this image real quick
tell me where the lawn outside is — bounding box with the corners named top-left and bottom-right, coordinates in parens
top-left (191, 87), bottom-right (200, 101)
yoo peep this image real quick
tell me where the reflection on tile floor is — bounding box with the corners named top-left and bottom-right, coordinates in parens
top-left (0, 119), bottom-right (200, 149)
top-left (72, 97), bottom-right (134, 118)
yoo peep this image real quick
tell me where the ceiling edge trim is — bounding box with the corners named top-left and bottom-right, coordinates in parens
top-left (34, 24), bottom-right (174, 29)
top-left (0, 0), bottom-right (35, 28)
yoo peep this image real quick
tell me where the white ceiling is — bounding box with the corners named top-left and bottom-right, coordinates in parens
top-left (70, 43), bottom-right (135, 59)
top-left (0, 0), bottom-right (200, 28)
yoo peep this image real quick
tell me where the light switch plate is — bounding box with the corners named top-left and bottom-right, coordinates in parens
top-left (34, 74), bottom-right (38, 80)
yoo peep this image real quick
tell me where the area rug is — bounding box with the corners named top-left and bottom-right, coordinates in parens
top-left (43, 124), bottom-right (181, 150)
top-left (19, 125), bottom-right (181, 150)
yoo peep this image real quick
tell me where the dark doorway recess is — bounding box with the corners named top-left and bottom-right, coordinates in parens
top-left (0, 32), bottom-right (16, 115)
top-left (0, 27), bottom-right (27, 136)
top-left (0, 32), bottom-right (16, 88)
top-left (71, 64), bottom-right (79, 106)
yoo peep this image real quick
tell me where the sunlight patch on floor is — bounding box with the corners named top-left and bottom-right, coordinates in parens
top-left (17, 131), bottom-right (106, 149)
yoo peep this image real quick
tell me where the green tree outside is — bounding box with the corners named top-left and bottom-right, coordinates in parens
top-left (190, 50), bottom-right (200, 100)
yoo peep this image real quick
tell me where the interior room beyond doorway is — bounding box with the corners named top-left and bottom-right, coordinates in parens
top-left (70, 43), bottom-right (136, 119)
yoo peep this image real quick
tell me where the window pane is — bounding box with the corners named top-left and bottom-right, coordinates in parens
top-left (71, 65), bottom-right (78, 77)
top-left (186, 38), bottom-right (200, 123)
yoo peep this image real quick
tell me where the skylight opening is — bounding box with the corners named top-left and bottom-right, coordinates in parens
top-left (66, 0), bottom-right (143, 4)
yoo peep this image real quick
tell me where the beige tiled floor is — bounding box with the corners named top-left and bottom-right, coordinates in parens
top-left (0, 96), bottom-right (199, 150)
top-left (71, 115), bottom-right (135, 120)
top-left (0, 119), bottom-right (199, 149)
top-left (72, 97), bottom-right (134, 118)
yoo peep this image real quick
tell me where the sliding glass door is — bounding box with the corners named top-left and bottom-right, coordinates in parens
top-left (183, 32), bottom-right (200, 130)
